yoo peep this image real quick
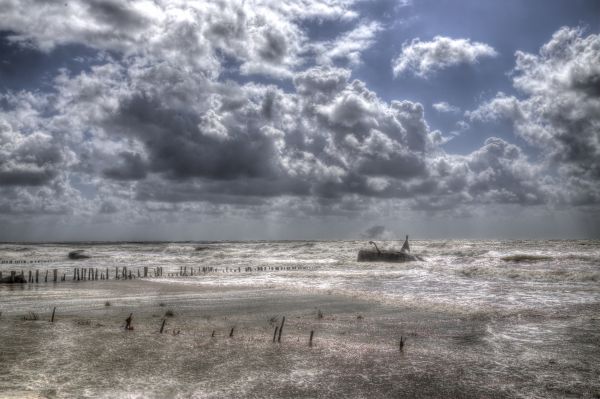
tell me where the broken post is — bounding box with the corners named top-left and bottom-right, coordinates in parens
top-left (278, 316), bottom-right (285, 343)
top-left (125, 313), bottom-right (133, 330)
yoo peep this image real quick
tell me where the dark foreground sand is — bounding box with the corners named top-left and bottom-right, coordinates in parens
top-left (0, 279), bottom-right (599, 398)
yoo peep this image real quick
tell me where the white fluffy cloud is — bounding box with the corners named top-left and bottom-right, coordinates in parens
top-left (392, 36), bottom-right (497, 78)
top-left (468, 27), bottom-right (600, 195)
top-left (432, 101), bottom-right (460, 114)
top-left (312, 21), bottom-right (382, 66)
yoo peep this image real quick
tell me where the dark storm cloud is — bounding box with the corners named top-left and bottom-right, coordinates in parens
top-left (88, 0), bottom-right (148, 30)
top-left (102, 151), bottom-right (148, 181)
top-left (111, 93), bottom-right (281, 180)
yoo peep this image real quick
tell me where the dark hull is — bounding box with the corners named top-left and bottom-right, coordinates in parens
top-left (357, 249), bottom-right (421, 262)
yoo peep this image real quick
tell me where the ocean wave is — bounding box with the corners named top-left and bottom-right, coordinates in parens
top-left (457, 265), bottom-right (599, 282)
top-left (501, 254), bottom-right (554, 262)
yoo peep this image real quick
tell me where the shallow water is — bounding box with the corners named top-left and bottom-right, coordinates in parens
top-left (0, 240), bottom-right (599, 398)
top-left (2, 240), bottom-right (598, 312)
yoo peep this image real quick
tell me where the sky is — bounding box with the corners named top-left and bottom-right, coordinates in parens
top-left (0, 0), bottom-right (599, 241)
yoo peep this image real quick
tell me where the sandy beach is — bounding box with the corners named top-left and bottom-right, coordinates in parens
top-left (1, 274), bottom-right (599, 399)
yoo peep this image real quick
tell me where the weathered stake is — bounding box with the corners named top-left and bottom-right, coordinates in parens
top-left (399, 336), bottom-right (405, 352)
top-left (160, 319), bottom-right (166, 334)
top-left (278, 316), bottom-right (285, 343)
top-left (309, 330), bottom-right (314, 347)
top-left (125, 313), bottom-right (133, 330)
top-left (50, 307), bottom-right (56, 323)
top-left (272, 326), bottom-right (279, 343)
top-left (229, 327), bottom-right (234, 337)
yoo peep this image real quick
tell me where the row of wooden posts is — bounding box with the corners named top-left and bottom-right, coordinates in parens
top-left (0, 259), bottom-right (54, 264)
top-left (29, 308), bottom-right (319, 347)
top-left (172, 265), bottom-right (313, 277)
top-left (0, 266), bottom-right (164, 283)
top-left (16, 307), bottom-right (407, 351)
top-left (130, 313), bottom-right (319, 347)
top-left (1, 264), bottom-right (315, 284)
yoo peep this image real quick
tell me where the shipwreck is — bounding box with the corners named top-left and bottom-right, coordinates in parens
top-left (357, 235), bottom-right (423, 262)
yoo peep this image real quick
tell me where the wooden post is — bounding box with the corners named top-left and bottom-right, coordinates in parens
top-left (272, 326), bottom-right (278, 343)
top-left (28, 270), bottom-right (32, 283)
top-left (211, 330), bottom-right (215, 337)
top-left (35, 269), bottom-right (39, 283)
top-left (278, 316), bottom-right (285, 343)
top-left (125, 313), bottom-right (133, 330)
top-left (50, 307), bottom-right (56, 323)
top-left (45, 270), bottom-right (48, 282)
top-left (10, 271), bottom-right (15, 283)
top-left (144, 267), bottom-right (148, 278)
top-left (160, 319), bottom-right (166, 334)
top-left (399, 336), bottom-right (405, 352)
top-left (229, 327), bottom-right (234, 337)
top-left (309, 330), bottom-right (314, 347)
top-left (53, 269), bottom-right (57, 282)
top-left (115, 267), bottom-right (119, 280)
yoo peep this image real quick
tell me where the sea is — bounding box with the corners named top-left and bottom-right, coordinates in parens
top-left (1, 240), bottom-right (598, 313)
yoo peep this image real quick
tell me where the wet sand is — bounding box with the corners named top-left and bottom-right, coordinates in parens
top-left (1, 279), bottom-right (599, 398)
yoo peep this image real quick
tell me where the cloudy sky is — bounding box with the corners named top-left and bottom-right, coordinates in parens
top-left (0, 0), bottom-right (599, 241)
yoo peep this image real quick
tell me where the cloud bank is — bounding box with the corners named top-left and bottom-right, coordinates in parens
top-left (0, 1), bottom-right (597, 238)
